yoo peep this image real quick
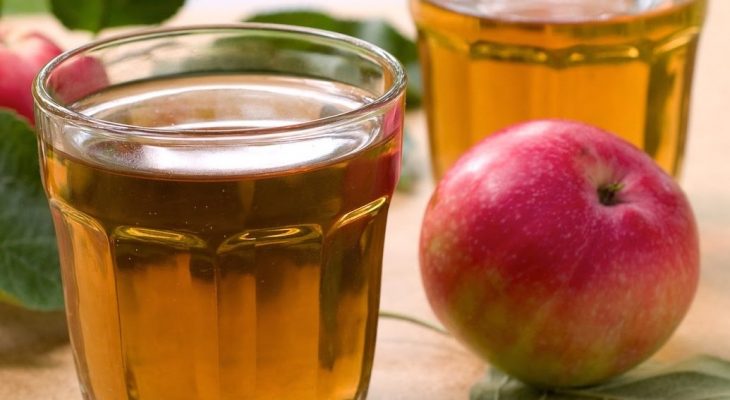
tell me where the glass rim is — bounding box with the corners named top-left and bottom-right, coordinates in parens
top-left (32, 23), bottom-right (407, 143)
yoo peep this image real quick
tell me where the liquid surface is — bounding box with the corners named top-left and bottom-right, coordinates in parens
top-left (41, 74), bottom-right (402, 400)
top-left (64, 74), bottom-right (378, 177)
top-left (413, 0), bottom-right (705, 178)
top-left (427, 0), bottom-right (689, 22)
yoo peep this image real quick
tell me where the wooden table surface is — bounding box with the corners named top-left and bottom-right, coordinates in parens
top-left (2, 2), bottom-right (730, 399)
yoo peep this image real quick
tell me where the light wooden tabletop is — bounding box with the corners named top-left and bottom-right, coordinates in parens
top-left (1, 2), bottom-right (729, 399)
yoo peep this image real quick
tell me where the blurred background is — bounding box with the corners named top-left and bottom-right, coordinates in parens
top-left (2, 1), bottom-right (730, 399)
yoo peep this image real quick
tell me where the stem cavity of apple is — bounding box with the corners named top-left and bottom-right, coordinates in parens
top-left (597, 182), bottom-right (625, 206)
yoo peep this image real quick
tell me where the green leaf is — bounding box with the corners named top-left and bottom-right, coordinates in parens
top-left (0, 110), bottom-right (63, 310)
top-left (471, 355), bottom-right (730, 400)
top-left (2, 0), bottom-right (48, 15)
top-left (244, 10), bottom-right (422, 109)
top-left (49, 0), bottom-right (185, 33)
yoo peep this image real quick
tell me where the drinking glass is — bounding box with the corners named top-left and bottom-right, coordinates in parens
top-left (411, 0), bottom-right (707, 179)
top-left (33, 24), bottom-right (406, 400)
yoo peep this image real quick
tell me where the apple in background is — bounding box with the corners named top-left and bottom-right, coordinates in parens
top-left (0, 31), bottom-right (63, 124)
top-left (49, 54), bottom-right (109, 105)
top-left (419, 120), bottom-right (699, 387)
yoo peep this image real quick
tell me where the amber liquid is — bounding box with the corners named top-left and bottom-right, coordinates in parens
top-left (412, 0), bottom-right (706, 178)
top-left (40, 75), bottom-right (402, 400)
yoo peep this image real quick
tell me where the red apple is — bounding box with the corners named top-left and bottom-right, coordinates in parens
top-left (0, 31), bottom-right (63, 123)
top-left (419, 120), bottom-right (699, 387)
top-left (48, 54), bottom-right (109, 105)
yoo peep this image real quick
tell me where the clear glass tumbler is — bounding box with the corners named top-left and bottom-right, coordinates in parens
top-left (412, 0), bottom-right (707, 179)
top-left (33, 24), bottom-right (406, 400)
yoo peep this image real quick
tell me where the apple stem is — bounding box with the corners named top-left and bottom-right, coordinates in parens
top-left (597, 182), bottom-right (624, 206)
top-left (379, 310), bottom-right (450, 336)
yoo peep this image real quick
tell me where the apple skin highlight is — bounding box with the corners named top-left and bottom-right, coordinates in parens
top-left (419, 120), bottom-right (700, 388)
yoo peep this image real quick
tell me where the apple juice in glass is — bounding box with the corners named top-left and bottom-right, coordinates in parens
top-left (411, 0), bottom-right (707, 179)
top-left (33, 25), bottom-right (405, 400)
